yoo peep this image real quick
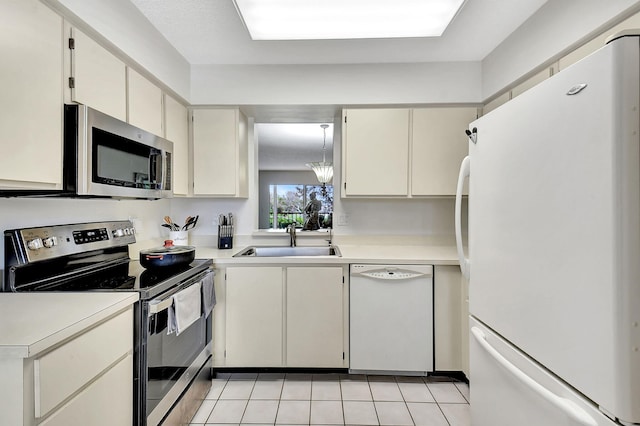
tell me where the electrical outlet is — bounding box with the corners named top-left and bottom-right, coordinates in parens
top-left (337, 214), bottom-right (350, 226)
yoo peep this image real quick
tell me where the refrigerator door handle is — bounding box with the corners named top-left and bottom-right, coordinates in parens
top-left (455, 155), bottom-right (470, 280)
top-left (471, 327), bottom-right (598, 426)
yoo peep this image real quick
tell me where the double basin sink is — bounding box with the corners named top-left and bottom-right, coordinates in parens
top-left (233, 245), bottom-right (341, 258)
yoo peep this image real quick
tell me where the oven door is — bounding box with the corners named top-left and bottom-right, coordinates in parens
top-left (142, 270), bottom-right (213, 425)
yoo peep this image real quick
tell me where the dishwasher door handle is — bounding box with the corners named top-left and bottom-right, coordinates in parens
top-left (358, 271), bottom-right (429, 280)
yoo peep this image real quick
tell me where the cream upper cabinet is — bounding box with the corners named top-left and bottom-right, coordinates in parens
top-left (286, 267), bottom-right (346, 368)
top-left (127, 68), bottom-right (163, 136)
top-left (224, 267), bottom-right (283, 367)
top-left (342, 107), bottom-right (476, 198)
top-left (342, 108), bottom-right (410, 196)
top-left (69, 27), bottom-right (126, 122)
top-left (164, 95), bottom-right (189, 196)
top-left (0, 0), bottom-right (63, 190)
top-left (192, 108), bottom-right (249, 197)
top-left (411, 107), bottom-right (477, 196)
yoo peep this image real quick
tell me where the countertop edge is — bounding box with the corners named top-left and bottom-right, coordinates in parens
top-left (1, 293), bottom-right (139, 359)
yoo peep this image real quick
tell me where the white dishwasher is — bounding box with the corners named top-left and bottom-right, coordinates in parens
top-left (349, 264), bottom-right (434, 375)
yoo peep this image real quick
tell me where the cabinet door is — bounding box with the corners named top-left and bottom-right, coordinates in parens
top-left (71, 27), bottom-right (126, 121)
top-left (40, 354), bottom-right (132, 426)
top-left (192, 109), bottom-right (248, 197)
top-left (127, 68), bottom-right (163, 136)
top-left (342, 108), bottom-right (410, 196)
top-left (165, 95), bottom-right (189, 196)
top-left (411, 107), bottom-right (477, 196)
top-left (225, 267), bottom-right (283, 366)
top-left (0, 0), bottom-right (63, 189)
top-left (433, 265), bottom-right (465, 372)
top-left (286, 267), bottom-right (345, 367)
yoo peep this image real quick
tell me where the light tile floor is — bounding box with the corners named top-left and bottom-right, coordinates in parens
top-left (189, 373), bottom-right (470, 425)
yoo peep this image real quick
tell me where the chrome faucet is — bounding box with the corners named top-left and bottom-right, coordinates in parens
top-left (286, 224), bottom-right (297, 247)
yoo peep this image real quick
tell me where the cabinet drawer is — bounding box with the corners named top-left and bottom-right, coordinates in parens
top-left (34, 308), bottom-right (133, 418)
top-left (40, 354), bottom-right (132, 426)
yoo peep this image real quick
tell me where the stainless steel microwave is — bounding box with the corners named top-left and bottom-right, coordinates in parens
top-left (64, 104), bottom-right (173, 199)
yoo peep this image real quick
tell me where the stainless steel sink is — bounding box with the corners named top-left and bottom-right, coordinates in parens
top-left (233, 245), bottom-right (341, 257)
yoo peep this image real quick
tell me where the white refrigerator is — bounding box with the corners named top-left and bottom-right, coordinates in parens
top-left (455, 33), bottom-right (640, 426)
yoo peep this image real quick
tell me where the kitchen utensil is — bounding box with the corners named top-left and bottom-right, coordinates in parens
top-left (161, 223), bottom-right (173, 230)
top-left (140, 240), bottom-right (195, 268)
top-left (182, 216), bottom-right (192, 230)
top-left (182, 215), bottom-right (198, 231)
top-left (164, 216), bottom-right (179, 231)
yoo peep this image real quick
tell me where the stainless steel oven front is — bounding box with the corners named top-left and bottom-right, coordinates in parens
top-left (137, 269), bottom-right (213, 426)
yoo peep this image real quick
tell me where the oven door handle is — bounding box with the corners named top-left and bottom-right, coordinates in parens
top-left (148, 297), bottom-right (174, 315)
top-left (147, 269), bottom-right (213, 317)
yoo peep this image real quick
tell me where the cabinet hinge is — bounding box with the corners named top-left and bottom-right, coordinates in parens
top-left (344, 182), bottom-right (347, 190)
top-left (68, 77), bottom-right (75, 89)
top-left (344, 116), bottom-right (347, 123)
top-left (68, 37), bottom-right (75, 50)
top-left (224, 350), bottom-right (226, 358)
top-left (342, 276), bottom-right (345, 284)
top-left (342, 352), bottom-right (345, 360)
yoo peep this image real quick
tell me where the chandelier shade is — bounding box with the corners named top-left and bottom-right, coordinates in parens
top-left (306, 124), bottom-right (333, 184)
top-left (306, 161), bottom-right (334, 183)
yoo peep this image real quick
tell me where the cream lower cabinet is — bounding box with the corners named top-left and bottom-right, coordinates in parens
top-left (192, 108), bottom-right (249, 197)
top-left (0, 307), bottom-right (133, 426)
top-left (433, 265), bottom-right (468, 376)
top-left (224, 267), bottom-right (284, 367)
top-left (221, 265), bottom-right (347, 368)
top-left (286, 267), bottom-right (346, 368)
top-left (0, 0), bottom-right (64, 190)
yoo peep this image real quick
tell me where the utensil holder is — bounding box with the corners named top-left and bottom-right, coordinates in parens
top-left (218, 225), bottom-right (233, 249)
top-left (169, 231), bottom-right (189, 246)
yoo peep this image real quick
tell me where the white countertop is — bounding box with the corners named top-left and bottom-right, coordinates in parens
top-left (194, 243), bottom-right (461, 266)
top-left (0, 292), bottom-right (139, 358)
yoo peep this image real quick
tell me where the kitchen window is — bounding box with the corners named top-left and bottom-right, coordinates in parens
top-left (269, 184), bottom-right (333, 229)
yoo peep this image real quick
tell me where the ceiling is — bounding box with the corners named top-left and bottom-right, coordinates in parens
top-left (257, 123), bottom-right (334, 171)
top-left (129, 0), bottom-right (548, 65)
top-left (128, 0), bottom-right (547, 169)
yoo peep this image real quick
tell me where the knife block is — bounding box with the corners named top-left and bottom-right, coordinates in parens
top-left (217, 225), bottom-right (233, 249)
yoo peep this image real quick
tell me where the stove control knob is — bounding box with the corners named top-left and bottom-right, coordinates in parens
top-left (43, 236), bottom-right (58, 248)
top-left (27, 238), bottom-right (44, 250)
top-left (124, 228), bottom-right (131, 236)
top-left (113, 229), bottom-right (125, 238)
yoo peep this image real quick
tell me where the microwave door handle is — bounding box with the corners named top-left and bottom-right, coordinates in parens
top-left (161, 151), bottom-right (167, 190)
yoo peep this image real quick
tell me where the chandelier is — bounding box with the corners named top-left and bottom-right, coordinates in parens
top-left (306, 124), bottom-right (333, 193)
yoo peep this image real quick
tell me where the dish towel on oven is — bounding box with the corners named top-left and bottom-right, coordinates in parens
top-left (168, 282), bottom-right (202, 336)
top-left (201, 272), bottom-right (216, 316)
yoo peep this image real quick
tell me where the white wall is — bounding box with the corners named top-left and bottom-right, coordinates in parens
top-left (43, 0), bottom-right (191, 100)
top-left (191, 62), bottom-right (482, 105)
top-left (481, 0), bottom-right (640, 99)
